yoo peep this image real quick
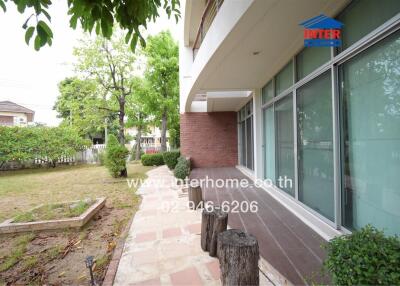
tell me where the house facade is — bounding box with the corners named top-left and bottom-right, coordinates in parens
top-left (179, 0), bottom-right (400, 238)
top-left (0, 101), bottom-right (34, 127)
top-left (125, 126), bottom-right (170, 152)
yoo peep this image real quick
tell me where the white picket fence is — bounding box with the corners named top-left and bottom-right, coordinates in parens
top-left (1, 144), bottom-right (107, 170)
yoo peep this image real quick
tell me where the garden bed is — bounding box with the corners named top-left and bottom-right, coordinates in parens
top-left (0, 198), bottom-right (105, 234)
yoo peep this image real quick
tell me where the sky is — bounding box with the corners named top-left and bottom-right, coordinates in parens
top-left (0, 2), bottom-right (180, 126)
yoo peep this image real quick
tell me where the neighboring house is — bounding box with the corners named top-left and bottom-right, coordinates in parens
top-left (125, 126), bottom-right (169, 151)
top-left (180, 0), bottom-right (400, 241)
top-left (0, 101), bottom-right (35, 127)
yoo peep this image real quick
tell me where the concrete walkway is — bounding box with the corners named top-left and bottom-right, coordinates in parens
top-left (114, 166), bottom-right (220, 286)
top-left (114, 166), bottom-right (275, 286)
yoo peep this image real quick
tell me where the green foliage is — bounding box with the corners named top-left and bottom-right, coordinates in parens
top-left (0, 126), bottom-right (90, 167)
top-left (144, 31), bottom-right (179, 150)
top-left (141, 153), bottom-right (164, 166)
top-left (125, 77), bottom-right (153, 150)
top-left (162, 150), bottom-right (180, 170)
top-left (74, 33), bottom-right (139, 144)
top-left (2, 0), bottom-right (180, 51)
top-left (54, 77), bottom-right (112, 139)
top-left (174, 156), bottom-right (190, 179)
top-left (105, 134), bottom-right (128, 177)
top-left (323, 225), bottom-right (400, 285)
top-left (98, 151), bottom-right (106, 166)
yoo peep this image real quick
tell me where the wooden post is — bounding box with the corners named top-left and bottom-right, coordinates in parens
top-left (209, 209), bottom-right (228, 257)
top-left (188, 184), bottom-right (203, 210)
top-left (201, 206), bottom-right (228, 255)
top-left (217, 229), bottom-right (259, 286)
top-left (201, 207), bottom-right (215, 251)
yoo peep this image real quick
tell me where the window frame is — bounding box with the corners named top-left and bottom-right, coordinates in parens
top-left (260, 11), bottom-right (400, 230)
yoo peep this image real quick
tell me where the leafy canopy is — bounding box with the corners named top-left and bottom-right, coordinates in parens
top-left (144, 30), bottom-right (179, 147)
top-left (73, 32), bottom-right (139, 144)
top-left (0, 0), bottom-right (180, 51)
top-left (54, 77), bottom-right (111, 138)
top-left (0, 126), bottom-right (91, 166)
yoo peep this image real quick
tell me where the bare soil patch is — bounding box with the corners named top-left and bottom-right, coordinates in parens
top-left (0, 163), bottom-right (152, 285)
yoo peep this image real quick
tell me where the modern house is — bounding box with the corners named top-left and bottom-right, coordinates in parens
top-left (0, 101), bottom-right (35, 127)
top-left (180, 0), bottom-right (399, 260)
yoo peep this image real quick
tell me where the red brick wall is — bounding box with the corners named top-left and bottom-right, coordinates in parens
top-left (180, 112), bottom-right (238, 168)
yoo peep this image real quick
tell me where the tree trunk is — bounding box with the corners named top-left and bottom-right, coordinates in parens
top-left (118, 97), bottom-right (125, 145)
top-left (188, 184), bottom-right (203, 210)
top-left (161, 107), bottom-right (167, 152)
top-left (209, 209), bottom-right (228, 257)
top-left (201, 207), bottom-right (228, 254)
top-left (217, 229), bottom-right (259, 286)
top-left (201, 208), bottom-right (215, 252)
top-left (135, 127), bottom-right (142, 160)
top-left (118, 96), bottom-right (127, 177)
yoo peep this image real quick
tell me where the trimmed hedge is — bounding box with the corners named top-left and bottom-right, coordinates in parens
top-left (163, 150), bottom-right (180, 170)
top-left (141, 153), bottom-right (164, 166)
top-left (174, 156), bottom-right (190, 180)
top-left (323, 225), bottom-right (400, 285)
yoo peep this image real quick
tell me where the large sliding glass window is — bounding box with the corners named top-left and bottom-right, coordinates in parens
top-left (262, 81), bottom-right (274, 104)
top-left (275, 61), bottom-right (293, 95)
top-left (263, 106), bottom-right (275, 183)
top-left (337, 0), bottom-right (400, 50)
top-left (259, 0), bottom-right (400, 234)
top-left (238, 100), bottom-right (254, 170)
top-left (297, 72), bottom-right (334, 221)
top-left (296, 47), bottom-right (330, 81)
top-left (339, 30), bottom-right (400, 236)
top-left (275, 95), bottom-right (294, 196)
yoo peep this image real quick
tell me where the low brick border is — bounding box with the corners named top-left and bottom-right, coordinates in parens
top-left (0, 197), bottom-right (106, 234)
top-left (102, 213), bottom-right (134, 286)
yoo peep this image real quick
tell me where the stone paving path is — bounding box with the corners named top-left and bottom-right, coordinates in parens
top-left (114, 166), bottom-right (274, 286)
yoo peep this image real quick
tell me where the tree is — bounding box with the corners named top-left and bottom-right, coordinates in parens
top-left (0, 0), bottom-right (180, 52)
top-left (0, 126), bottom-right (90, 168)
top-left (144, 31), bottom-right (179, 151)
top-left (54, 77), bottom-right (111, 140)
top-left (125, 77), bottom-right (152, 160)
top-left (105, 134), bottom-right (128, 177)
top-left (74, 33), bottom-right (136, 145)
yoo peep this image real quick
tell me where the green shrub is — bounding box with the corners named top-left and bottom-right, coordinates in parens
top-left (98, 151), bottom-right (106, 166)
top-left (141, 153), bottom-right (164, 166)
top-left (163, 150), bottom-right (180, 169)
top-left (105, 135), bottom-right (129, 177)
top-left (174, 156), bottom-right (190, 180)
top-left (323, 225), bottom-right (400, 285)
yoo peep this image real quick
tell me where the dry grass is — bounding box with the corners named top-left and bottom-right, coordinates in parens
top-left (0, 162), bottom-right (153, 285)
top-left (0, 163), bottom-right (152, 222)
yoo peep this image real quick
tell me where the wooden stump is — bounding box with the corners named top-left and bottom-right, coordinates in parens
top-left (201, 207), bottom-right (215, 251)
top-left (217, 229), bottom-right (259, 286)
top-left (209, 209), bottom-right (228, 257)
top-left (188, 184), bottom-right (203, 210)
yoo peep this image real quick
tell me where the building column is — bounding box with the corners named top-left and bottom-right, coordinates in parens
top-left (253, 88), bottom-right (263, 180)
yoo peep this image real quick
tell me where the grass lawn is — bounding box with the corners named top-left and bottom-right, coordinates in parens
top-left (0, 162), bottom-right (153, 285)
top-left (13, 199), bottom-right (95, 223)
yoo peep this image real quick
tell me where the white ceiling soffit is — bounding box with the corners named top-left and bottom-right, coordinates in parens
top-left (206, 90), bottom-right (253, 98)
top-left (207, 97), bottom-right (251, 112)
top-left (188, 0), bottom-right (349, 107)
